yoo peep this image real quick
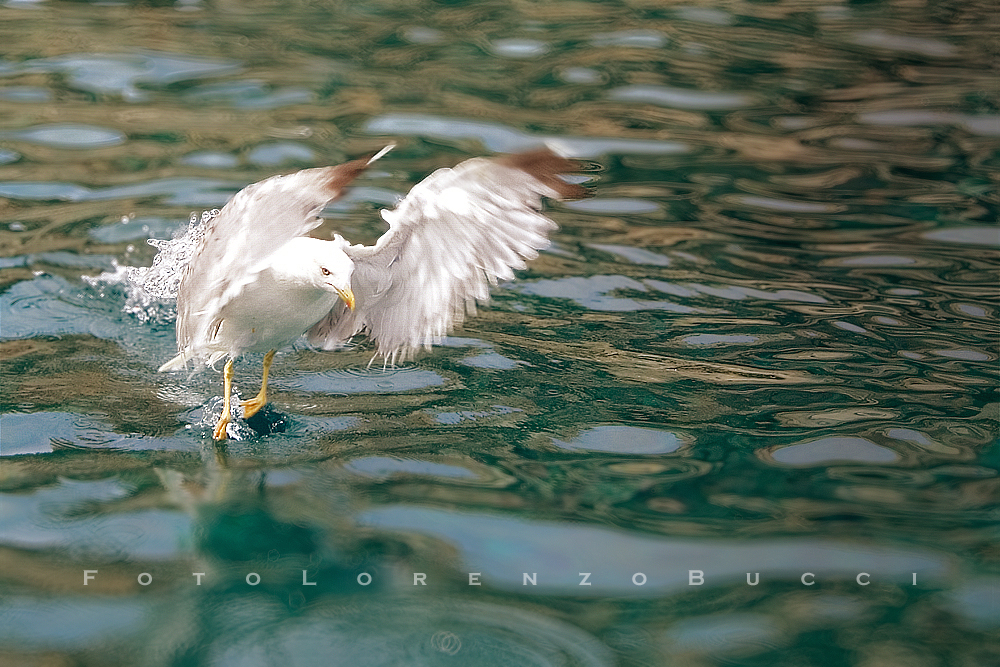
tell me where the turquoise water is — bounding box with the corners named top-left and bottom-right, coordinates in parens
top-left (1, 0), bottom-right (998, 665)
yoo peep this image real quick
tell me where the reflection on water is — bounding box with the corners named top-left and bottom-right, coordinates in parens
top-left (1, 0), bottom-right (998, 665)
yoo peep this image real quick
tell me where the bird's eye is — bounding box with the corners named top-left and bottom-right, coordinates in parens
top-left (321, 267), bottom-right (331, 276)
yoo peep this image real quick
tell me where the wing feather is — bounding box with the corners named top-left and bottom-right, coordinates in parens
top-left (307, 148), bottom-right (587, 360)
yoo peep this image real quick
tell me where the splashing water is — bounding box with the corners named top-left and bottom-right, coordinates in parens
top-left (85, 209), bottom-right (218, 323)
top-left (126, 209), bottom-right (216, 301)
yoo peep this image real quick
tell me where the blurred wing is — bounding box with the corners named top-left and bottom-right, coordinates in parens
top-left (174, 157), bottom-right (372, 360)
top-left (307, 148), bottom-right (587, 362)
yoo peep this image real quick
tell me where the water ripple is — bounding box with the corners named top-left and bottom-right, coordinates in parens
top-left (7, 51), bottom-right (240, 100)
top-left (364, 112), bottom-right (691, 157)
top-left (279, 366), bottom-right (446, 394)
top-left (608, 84), bottom-right (758, 111)
top-left (514, 275), bottom-right (703, 313)
top-left (210, 599), bottom-right (614, 667)
top-left (2, 123), bottom-right (125, 149)
top-left (552, 425), bottom-right (685, 454)
top-left (767, 437), bottom-right (901, 466)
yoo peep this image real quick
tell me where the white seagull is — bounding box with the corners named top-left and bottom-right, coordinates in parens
top-left (158, 146), bottom-right (587, 439)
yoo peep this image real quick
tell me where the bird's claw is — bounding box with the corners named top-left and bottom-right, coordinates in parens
top-left (240, 396), bottom-right (267, 419)
top-left (212, 415), bottom-right (230, 441)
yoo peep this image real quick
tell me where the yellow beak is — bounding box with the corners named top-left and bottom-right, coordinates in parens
top-left (335, 286), bottom-right (356, 311)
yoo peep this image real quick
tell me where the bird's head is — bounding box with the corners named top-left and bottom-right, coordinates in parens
top-left (291, 236), bottom-right (356, 310)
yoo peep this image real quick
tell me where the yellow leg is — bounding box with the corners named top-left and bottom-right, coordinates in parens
top-left (240, 349), bottom-right (275, 418)
top-left (212, 358), bottom-right (234, 440)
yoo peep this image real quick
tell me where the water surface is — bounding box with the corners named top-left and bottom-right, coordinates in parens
top-left (1, 1), bottom-right (997, 666)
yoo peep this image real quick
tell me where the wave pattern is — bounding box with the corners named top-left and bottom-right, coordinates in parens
top-left (0, 1), bottom-right (997, 666)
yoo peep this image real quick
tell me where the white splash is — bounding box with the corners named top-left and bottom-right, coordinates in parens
top-left (85, 209), bottom-right (218, 323)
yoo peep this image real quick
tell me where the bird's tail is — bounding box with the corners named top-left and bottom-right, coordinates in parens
top-left (158, 352), bottom-right (192, 372)
top-left (159, 349), bottom-right (227, 372)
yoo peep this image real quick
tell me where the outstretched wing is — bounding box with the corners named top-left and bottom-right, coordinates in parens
top-left (307, 148), bottom-right (587, 363)
top-left (170, 156), bottom-right (374, 366)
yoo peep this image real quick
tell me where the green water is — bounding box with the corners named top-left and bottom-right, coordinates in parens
top-left (1, 0), bottom-right (997, 665)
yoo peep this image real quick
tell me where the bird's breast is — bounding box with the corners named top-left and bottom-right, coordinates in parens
top-left (214, 271), bottom-right (340, 355)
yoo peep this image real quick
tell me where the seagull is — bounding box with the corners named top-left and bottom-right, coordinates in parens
top-left (158, 146), bottom-right (587, 439)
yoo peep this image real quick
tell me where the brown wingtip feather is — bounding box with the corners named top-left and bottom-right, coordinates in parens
top-left (322, 156), bottom-right (374, 195)
top-left (320, 145), bottom-right (394, 196)
top-left (497, 148), bottom-right (591, 200)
